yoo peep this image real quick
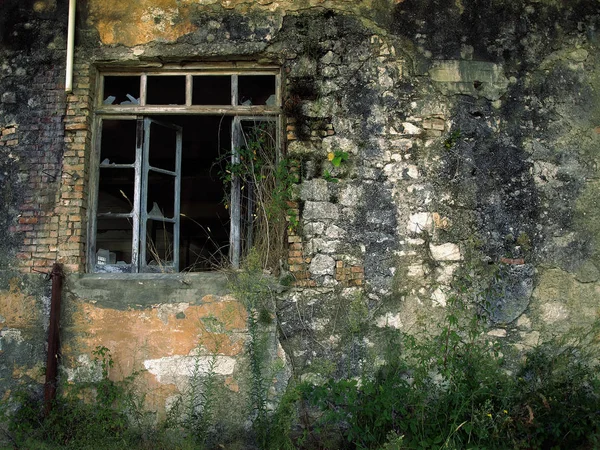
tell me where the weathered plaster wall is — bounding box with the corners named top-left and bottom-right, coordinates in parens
top-left (85, 0), bottom-right (397, 47)
top-left (0, 0), bottom-right (68, 406)
top-left (61, 273), bottom-right (287, 435)
top-left (1, 0), bottom-right (600, 442)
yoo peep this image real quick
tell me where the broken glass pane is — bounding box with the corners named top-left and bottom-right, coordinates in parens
top-left (97, 169), bottom-right (135, 214)
top-left (145, 219), bottom-right (174, 268)
top-left (146, 171), bottom-right (175, 219)
top-left (100, 120), bottom-right (137, 165)
top-left (96, 217), bottom-right (133, 266)
top-left (148, 121), bottom-right (177, 172)
top-left (103, 76), bottom-right (140, 105)
top-left (238, 75), bottom-right (276, 106)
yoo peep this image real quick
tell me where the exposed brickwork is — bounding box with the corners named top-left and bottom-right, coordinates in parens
top-left (335, 260), bottom-right (365, 287)
top-left (287, 202), bottom-right (316, 287)
top-left (311, 121), bottom-right (335, 138)
top-left (7, 61), bottom-right (94, 274)
top-left (286, 117), bottom-right (297, 141)
top-left (56, 63), bottom-right (95, 273)
top-left (9, 68), bottom-right (67, 274)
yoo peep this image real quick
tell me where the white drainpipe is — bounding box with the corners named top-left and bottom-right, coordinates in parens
top-left (65, 0), bottom-right (76, 93)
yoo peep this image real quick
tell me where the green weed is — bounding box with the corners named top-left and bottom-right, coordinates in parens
top-left (291, 292), bottom-right (600, 449)
top-left (1, 346), bottom-right (153, 449)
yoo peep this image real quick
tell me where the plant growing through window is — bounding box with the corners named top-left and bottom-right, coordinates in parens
top-left (89, 66), bottom-right (282, 273)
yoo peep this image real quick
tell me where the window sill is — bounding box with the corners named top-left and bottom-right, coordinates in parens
top-left (68, 272), bottom-right (230, 309)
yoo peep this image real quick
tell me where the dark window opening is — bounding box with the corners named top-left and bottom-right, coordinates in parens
top-left (103, 76), bottom-right (140, 105)
top-left (155, 115), bottom-right (231, 271)
top-left (92, 69), bottom-right (280, 274)
top-left (192, 76), bottom-right (231, 105)
top-left (239, 75), bottom-right (276, 105)
top-left (147, 76), bottom-right (186, 105)
top-left (95, 116), bottom-right (235, 272)
top-left (96, 217), bottom-right (133, 266)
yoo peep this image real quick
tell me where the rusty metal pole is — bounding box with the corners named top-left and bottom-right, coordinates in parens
top-left (44, 262), bottom-right (63, 416)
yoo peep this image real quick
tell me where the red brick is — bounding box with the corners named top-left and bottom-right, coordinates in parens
top-left (293, 271), bottom-right (310, 280)
top-left (18, 217), bottom-right (38, 224)
top-left (500, 257), bottom-right (525, 265)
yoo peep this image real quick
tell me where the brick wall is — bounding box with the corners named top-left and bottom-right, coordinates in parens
top-left (8, 61), bottom-right (94, 274)
top-left (57, 63), bottom-right (95, 273)
top-left (10, 67), bottom-right (66, 274)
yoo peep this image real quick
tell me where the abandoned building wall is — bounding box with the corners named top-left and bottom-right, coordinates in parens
top-left (1, 0), bottom-right (600, 437)
top-left (0, 0), bottom-right (69, 403)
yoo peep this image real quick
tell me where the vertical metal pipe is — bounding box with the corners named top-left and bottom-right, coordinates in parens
top-left (44, 263), bottom-right (63, 416)
top-left (65, 0), bottom-right (76, 93)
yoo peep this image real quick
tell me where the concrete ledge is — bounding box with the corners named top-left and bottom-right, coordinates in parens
top-left (67, 272), bottom-right (230, 309)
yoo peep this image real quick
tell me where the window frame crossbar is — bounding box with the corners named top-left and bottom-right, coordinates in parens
top-left (89, 67), bottom-right (282, 273)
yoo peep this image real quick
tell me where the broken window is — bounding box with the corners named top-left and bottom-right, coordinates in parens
top-left (90, 67), bottom-right (281, 273)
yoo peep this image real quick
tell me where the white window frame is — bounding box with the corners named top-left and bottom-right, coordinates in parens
top-left (88, 65), bottom-right (282, 273)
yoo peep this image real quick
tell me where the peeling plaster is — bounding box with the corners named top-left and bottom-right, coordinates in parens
top-left (144, 355), bottom-right (236, 385)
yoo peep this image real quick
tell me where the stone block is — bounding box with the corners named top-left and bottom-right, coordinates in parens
top-left (429, 60), bottom-right (509, 100)
top-left (422, 118), bottom-right (445, 131)
top-left (309, 253), bottom-right (335, 276)
top-left (300, 178), bottom-right (329, 201)
top-left (429, 243), bottom-right (461, 261)
top-left (303, 201), bottom-right (339, 220)
top-left (407, 212), bottom-right (433, 234)
top-left (1, 92), bottom-right (16, 104)
top-left (339, 184), bottom-right (362, 206)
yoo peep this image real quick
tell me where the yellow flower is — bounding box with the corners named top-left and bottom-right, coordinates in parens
top-left (327, 152), bottom-right (335, 161)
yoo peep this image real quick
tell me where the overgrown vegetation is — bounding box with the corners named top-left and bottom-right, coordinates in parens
top-left (291, 294), bottom-right (600, 449)
top-left (0, 347), bottom-right (156, 449)
top-left (228, 249), bottom-right (282, 448)
top-left (220, 121), bottom-right (298, 271)
top-left (3, 268), bottom-right (600, 449)
top-left (164, 340), bottom-right (221, 447)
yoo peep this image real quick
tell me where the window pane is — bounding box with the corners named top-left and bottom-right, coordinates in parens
top-left (192, 76), bottom-right (231, 105)
top-left (147, 76), bottom-right (186, 105)
top-left (148, 121), bottom-right (177, 171)
top-left (100, 120), bottom-right (137, 165)
top-left (97, 168), bottom-right (134, 214)
top-left (103, 76), bottom-right (140, 105)
top-left (147, 172), bottom-right (175, 219)
top-left (177, 115), bottom-right (230, 271)
top-left (238, 75), bottom-right (276, 106)
top-left (145, 220), bottom-right (174, 268)
top-left (96, 217), bottom-right (133, 267)
top-left (238, 119), bottom-right (278, 267)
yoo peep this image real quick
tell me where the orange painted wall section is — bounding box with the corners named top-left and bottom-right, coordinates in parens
top-left (86, 0), bottom-right (393, 46)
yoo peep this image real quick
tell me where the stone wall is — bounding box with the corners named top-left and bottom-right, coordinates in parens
top-left (1, 0), bottom-right (600, 442)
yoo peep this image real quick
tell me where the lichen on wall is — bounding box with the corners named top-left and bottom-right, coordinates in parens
top-left (2, 0), bottom-right (600, 443)
top-left (46, 0), bottom-right (600, 383)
